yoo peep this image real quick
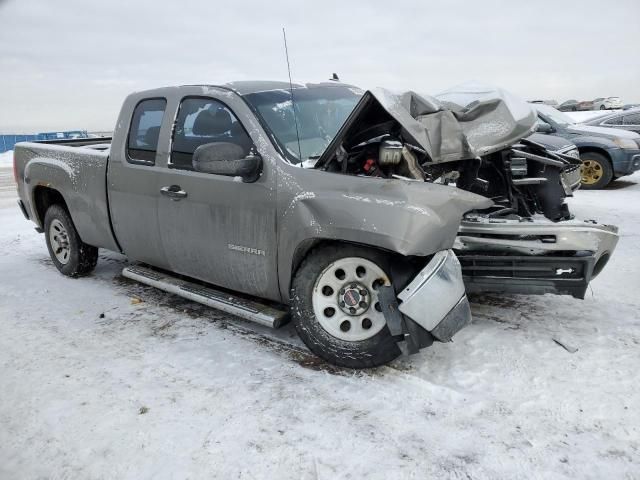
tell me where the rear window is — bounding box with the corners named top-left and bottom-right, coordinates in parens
top-left (127, 98), bottom-right (167, 164)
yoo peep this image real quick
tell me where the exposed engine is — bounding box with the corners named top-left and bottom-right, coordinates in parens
top-left (323, 132), bottom-right (581, 221)
top-left (318, 90), bottom-right (582, 222)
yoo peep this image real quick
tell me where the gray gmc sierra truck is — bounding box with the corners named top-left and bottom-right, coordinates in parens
top-left (13, 81), bottom-right (618, 368)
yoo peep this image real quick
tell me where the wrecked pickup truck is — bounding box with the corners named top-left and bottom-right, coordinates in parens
top-left (13, 81), bottom-right (618, 368)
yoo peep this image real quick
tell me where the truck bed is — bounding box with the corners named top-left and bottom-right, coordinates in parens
top-left (32, 136), bottom-right (112, 148)
top-left (13, 139), bottom-right (120, 252)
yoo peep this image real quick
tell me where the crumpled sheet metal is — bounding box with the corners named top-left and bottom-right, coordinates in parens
top-left (370, 82), bottom-right (538, 164)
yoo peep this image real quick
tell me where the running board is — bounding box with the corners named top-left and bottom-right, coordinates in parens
top-left (122, 265), bottom-right (289, 328)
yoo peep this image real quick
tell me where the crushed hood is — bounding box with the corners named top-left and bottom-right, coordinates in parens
top-left (316, 81), bottom-right (538, 167)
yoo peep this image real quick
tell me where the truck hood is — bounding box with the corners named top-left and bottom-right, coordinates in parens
top-left (567, 123), bottom-right (640, 140)
top-left (316, 81), bottom-right (537, 167)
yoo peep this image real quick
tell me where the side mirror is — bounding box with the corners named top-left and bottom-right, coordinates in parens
top-left (536, 121), bottom-right (553, 133)
top-left (192, 142), bottom-right (262, 183)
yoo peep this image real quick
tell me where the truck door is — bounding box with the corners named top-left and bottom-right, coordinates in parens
top-left (107, 97), bottom-right (171, 269)
top-left (155, 94), bottom-right (280, 301)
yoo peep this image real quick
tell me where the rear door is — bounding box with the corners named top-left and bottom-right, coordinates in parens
top-left (155, 90), bottom-right (280, 301)
top-left (108, 96), bottom-right (171, 269)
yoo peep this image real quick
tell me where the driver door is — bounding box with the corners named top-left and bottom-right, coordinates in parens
top-left (155, 94), bottom-right (279, 301)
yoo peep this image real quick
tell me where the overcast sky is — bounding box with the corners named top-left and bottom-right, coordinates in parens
top-left (0, 0), bottom-right (638, 132)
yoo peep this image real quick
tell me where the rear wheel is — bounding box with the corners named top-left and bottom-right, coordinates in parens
top-left (44, 204), bottom-right (98, 276)
top-left (291, 245), bottom-right (401, 368)
top-left (580, 152), bottom-right (613, 189)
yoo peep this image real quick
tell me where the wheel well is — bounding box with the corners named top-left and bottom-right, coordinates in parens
top-left (290, 239), bottom-right (428, 293)
top-left (578, 146), bottom-right (612, 165)
top-left (33, 186), bottom-right (68, 226)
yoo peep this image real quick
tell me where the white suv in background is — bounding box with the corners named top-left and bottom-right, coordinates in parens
top-left (594, 97), bottom-right (623, 110)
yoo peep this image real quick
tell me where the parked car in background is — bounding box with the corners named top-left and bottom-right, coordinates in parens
top-left (577, 100), bottom-right (596, 111)
top-left (593, 97), bottom-right (623, 110)
top-left (558, 99), bottom-right (594, 111)
top-left (623, 103), bottom-right (640, 110)
top-left (558, 99), bottom-right (579, 111)
top-left (535, 104), bottom-right (640, 189)
top-left (582, 108), bottom-right (640, 135)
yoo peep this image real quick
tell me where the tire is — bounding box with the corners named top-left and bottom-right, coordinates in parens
top-left (600, 105), bottom-right (606, 110)
top-left (290, 244), bottom-right (402, 368)
top-left (580, 152), bottom-right (613, 189)
top-left (44, 204), bottom-right (98, 277)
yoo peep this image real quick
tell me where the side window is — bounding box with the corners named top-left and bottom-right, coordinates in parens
top-left (170, 97), bottom-right (254, 170)
top-left (623, 113), bottom-right (640, 126)
top-left (603, 116), bottom-right (622, 126)
top-left (127, 98), bottom-right (167, 163)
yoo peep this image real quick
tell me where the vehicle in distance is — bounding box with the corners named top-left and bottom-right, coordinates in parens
top-left (581, 107), bottom-right (640, 136)
top-left (13, 81), bottom-right (618, 368)
top-left (593, 97), bottom-right (623, 110)
top-left (535, 104), bottom-right (640, 189)
top-left (558, 99), bottom-right (594, 112)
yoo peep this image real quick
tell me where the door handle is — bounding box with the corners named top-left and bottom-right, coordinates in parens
top-left (160, 185), bottom-right (188, 200)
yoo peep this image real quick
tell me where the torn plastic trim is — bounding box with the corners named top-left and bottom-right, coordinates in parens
top-left (397, 249), bottom-right (471, 342)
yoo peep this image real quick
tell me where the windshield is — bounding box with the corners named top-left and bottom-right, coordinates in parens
top-left (536, 104), bottom-right (574, 126)
top-left (243, 84), bottom-right (363, 164)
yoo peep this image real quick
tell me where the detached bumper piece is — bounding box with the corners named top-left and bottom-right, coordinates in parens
top-left (378, 250), bottom-right (472, 354)
top-left (458, 254), bottom-right (596, 299)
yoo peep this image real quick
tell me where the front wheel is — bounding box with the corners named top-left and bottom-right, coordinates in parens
top-left (580, 152), bottom-right (613, 189)
top-left (291, 245), bottom-right (402, 368)
top-left (44, 204), bottom-right (98, 277)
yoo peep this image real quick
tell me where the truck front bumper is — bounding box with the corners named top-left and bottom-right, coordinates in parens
top-left (454, 215), bottom-right (619, 298)
top-left (397, 249), bottom-right (472, 342)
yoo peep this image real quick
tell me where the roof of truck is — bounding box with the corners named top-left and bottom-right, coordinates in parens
top-left (222, 80), bottom-right (305, 95)
top-left (219, 80), bottom-right (358, 95)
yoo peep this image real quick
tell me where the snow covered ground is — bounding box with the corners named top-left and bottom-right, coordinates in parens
top-left (0, 164), bottom-right (639, 479)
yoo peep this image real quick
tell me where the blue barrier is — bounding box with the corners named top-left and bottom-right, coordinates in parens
top-left (0, 130), bottom-right (89, 153)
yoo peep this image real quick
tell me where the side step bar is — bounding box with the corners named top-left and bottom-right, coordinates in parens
top-left (122, 265), bottom-right (289, 328)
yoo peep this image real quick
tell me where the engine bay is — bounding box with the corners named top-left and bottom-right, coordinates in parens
top-left (316, 89), bottom-right (582, 222)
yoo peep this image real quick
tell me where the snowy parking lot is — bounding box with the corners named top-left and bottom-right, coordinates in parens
top-left (1, 158), bottom-right (639, 478)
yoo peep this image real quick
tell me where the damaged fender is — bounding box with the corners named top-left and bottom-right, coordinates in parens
top-left (276, 163), bottom-right (491, 301)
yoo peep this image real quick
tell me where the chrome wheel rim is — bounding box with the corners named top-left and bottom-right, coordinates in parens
top-left (312, 257), bottom-right (390, 342)
top-left (580, 159), bottom-right (603, 185)
top-left (49, 219), bottom-right (71, 264)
